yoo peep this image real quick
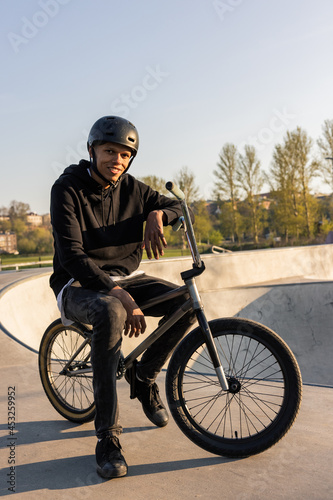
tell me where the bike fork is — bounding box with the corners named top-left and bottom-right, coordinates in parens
top-left (186, 278), bottom-right (229, 391)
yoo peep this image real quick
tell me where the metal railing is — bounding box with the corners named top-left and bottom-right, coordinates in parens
top-left (0, 259), bottom-right (53, 271)
top-left (211, 246), bottom-right (232, 254)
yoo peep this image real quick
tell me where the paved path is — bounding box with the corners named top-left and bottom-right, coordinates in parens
top-left (0, 267), bottom-right (53, 292)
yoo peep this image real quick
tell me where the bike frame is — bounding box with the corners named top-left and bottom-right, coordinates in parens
top-left (61, 182), bottom-right (229, 391)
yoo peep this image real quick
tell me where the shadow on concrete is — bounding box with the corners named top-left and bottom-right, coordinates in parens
top-left (1, 428), bottom-right (232, 495)
top-left (0, 420), bottom-right (163, 447)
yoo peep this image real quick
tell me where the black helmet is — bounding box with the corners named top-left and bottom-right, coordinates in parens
top-left (87, 116), bottom-right (139, 156)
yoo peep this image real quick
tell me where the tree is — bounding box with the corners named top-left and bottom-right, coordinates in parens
top-left (208, 229), bottom-right (223, 246)
top-left (269, 128), bottom-right (318, 240)
top-left (214, 143), bottom-right (240, 242)
top-left (217, 201), bottom-right (244, 243)
top-left (30, 227), bottom-right (53, 254)
top-left (8, 201), bottom-right (30, 221)
top-left (317, 119), bottom-right (333, 192)
top-left (12, 219), bottom-right (27, 237)
top-left (171, 166), bottom-right (200, 249)
top-left (191, 200), bottom-right (212, 244)
top-left (139, 175), bottom-right (169, 195)
top-left (173, 166), bottom-right (200, 205)
top-left (269, 143), bottom-right (295, 241)
top-left (0, 220), bottom-right (11, 232)
top-left (17, 227), bottom-right (53, 254)
top-left (18, 237), bottom-right (36, 254)
top-left (289, 127), bottom-right (319, 238)
top-left (237, 145), bottom-right (264, 243)
top-left (0, 206), bottom-right (8, 217)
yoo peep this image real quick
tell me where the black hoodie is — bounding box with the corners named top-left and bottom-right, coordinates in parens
top-left (50, 160), bottom-right (185, 297)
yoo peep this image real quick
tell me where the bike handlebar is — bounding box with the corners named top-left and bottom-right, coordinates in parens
top-left (166, 181), bottom-right (203, 269)
top-left (165, 181), bottom-right (185, 201)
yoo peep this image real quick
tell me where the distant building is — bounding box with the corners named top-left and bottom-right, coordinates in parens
top-left (206, 201), bottom-right (222, 216)
top-left (313, 192), bottom-right (332, 200)
top-left (0, 232), bottom-right (17, 254)
top-left (0, 214), bottom-right (10, 221)
top-left (42, 213), bottom-right (51, 225)
top-left (257, 193), bottom-right (273, 210)
top-left (26, 212), bottom-right (43, 226)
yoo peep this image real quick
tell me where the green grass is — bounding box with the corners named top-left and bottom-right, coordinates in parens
top-left (0, 249), bottom-right (192, 270)
top-left (142, 248), bottom-right (192, 259)
top-left (0, 254), bottom-right (53, 265)
top-left (0, 248), bottom-right (195, 264)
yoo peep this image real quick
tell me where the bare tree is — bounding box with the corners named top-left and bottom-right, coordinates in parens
top-left (317, 119), bottom-right (333, 192)
top-left (173, 166), bottom-right (200, 204)
top-left (237, 145), bottom-right (264, 243)
top-left (289, 127), bottom-right (318, 238)
top-left (8, 201), bottom-right (30, 221)
top-left (269, 143), bottom-right (294, 242)
top-left (139, 175), bottom-right (169, 195)
top-left (214, 143), bottom-right (240, 242)
top-left (172, 167), bottom-right (200, 249)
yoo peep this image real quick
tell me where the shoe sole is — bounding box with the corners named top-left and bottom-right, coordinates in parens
top-left (97, 466), bottom-right (128, 479)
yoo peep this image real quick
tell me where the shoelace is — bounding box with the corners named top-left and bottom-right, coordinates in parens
top-left (149, 384), bottom-right (164, 409)
top-left (112, 436), bottom-right (125, 454)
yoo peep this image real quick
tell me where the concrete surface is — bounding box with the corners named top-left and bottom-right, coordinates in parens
top-left (1, 245), bottom-right (333, 498)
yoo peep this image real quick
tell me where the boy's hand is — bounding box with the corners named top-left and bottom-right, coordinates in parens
top-left (142, 210), bottom-right (167, 260)
top-left (107, 286), bottom-right (146, 338)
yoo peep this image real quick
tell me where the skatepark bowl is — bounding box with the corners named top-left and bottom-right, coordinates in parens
top-left (0, 245), bottom-right (332, 499)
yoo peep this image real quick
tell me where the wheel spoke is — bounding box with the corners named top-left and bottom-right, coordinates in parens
top-left (45, 328), bottom-right (94, 414)
top-left (179, 331), bottom-right (288, 440)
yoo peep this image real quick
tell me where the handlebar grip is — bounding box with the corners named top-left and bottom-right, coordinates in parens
top-left (165, 181), bottom-right (185, 201)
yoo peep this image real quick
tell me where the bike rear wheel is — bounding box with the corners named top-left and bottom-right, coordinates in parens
top-left (166, 318), bottom-right (302, 458)
top-left (39, 319), bottom-right (95, 423)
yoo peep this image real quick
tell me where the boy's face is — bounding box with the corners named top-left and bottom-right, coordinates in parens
top-left (90, 142), bottom-right (132, 185)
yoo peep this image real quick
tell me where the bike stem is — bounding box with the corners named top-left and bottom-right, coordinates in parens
top-left (166, 181), bottom-right (229, 392)
top-left (186, 278), bottom-right (229, 391)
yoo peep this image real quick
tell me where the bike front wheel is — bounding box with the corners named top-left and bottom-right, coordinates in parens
top-left (166, 318), bottom-right (302, 458)
top-left (39, 319), bottom-right (95, 423)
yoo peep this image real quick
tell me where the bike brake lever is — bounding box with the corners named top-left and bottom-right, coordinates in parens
top-left (172, 216), bottom-right (185, 232)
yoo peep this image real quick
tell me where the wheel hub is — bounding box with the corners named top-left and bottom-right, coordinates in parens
top-left (227, 377), bottom-right (241, 394)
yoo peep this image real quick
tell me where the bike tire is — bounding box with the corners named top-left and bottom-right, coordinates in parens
top-left (39, 319), bottom-right (96, 423)
top-left (166, 317), bottom-right (302, 458)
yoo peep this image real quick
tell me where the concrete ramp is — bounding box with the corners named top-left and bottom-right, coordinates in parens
top-left (0, 273), bottom-right (59, 353)
top-left (201, 281), bottom-right (333, 386)
top-left (235, 282), bottom-right (333, 386)
top-left (1, 245), bottom-right (333, 386)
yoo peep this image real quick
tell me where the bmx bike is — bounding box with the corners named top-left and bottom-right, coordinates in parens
top-left (39, 182), bottom-right (302, 458)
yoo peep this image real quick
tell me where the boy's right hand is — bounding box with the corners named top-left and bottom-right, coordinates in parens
top-left (107, 286), bottom-right (146, 338)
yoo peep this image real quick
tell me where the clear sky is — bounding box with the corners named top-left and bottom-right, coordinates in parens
top-left (1, 0), bottom-right (333, 214)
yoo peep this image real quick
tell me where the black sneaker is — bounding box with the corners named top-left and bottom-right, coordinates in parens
top-left (125, 364), bottom-right (169, 427)
top-left (96, 436), bottom-right (128, 479)
top-left (135, 379), bottom-right (169, 427)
